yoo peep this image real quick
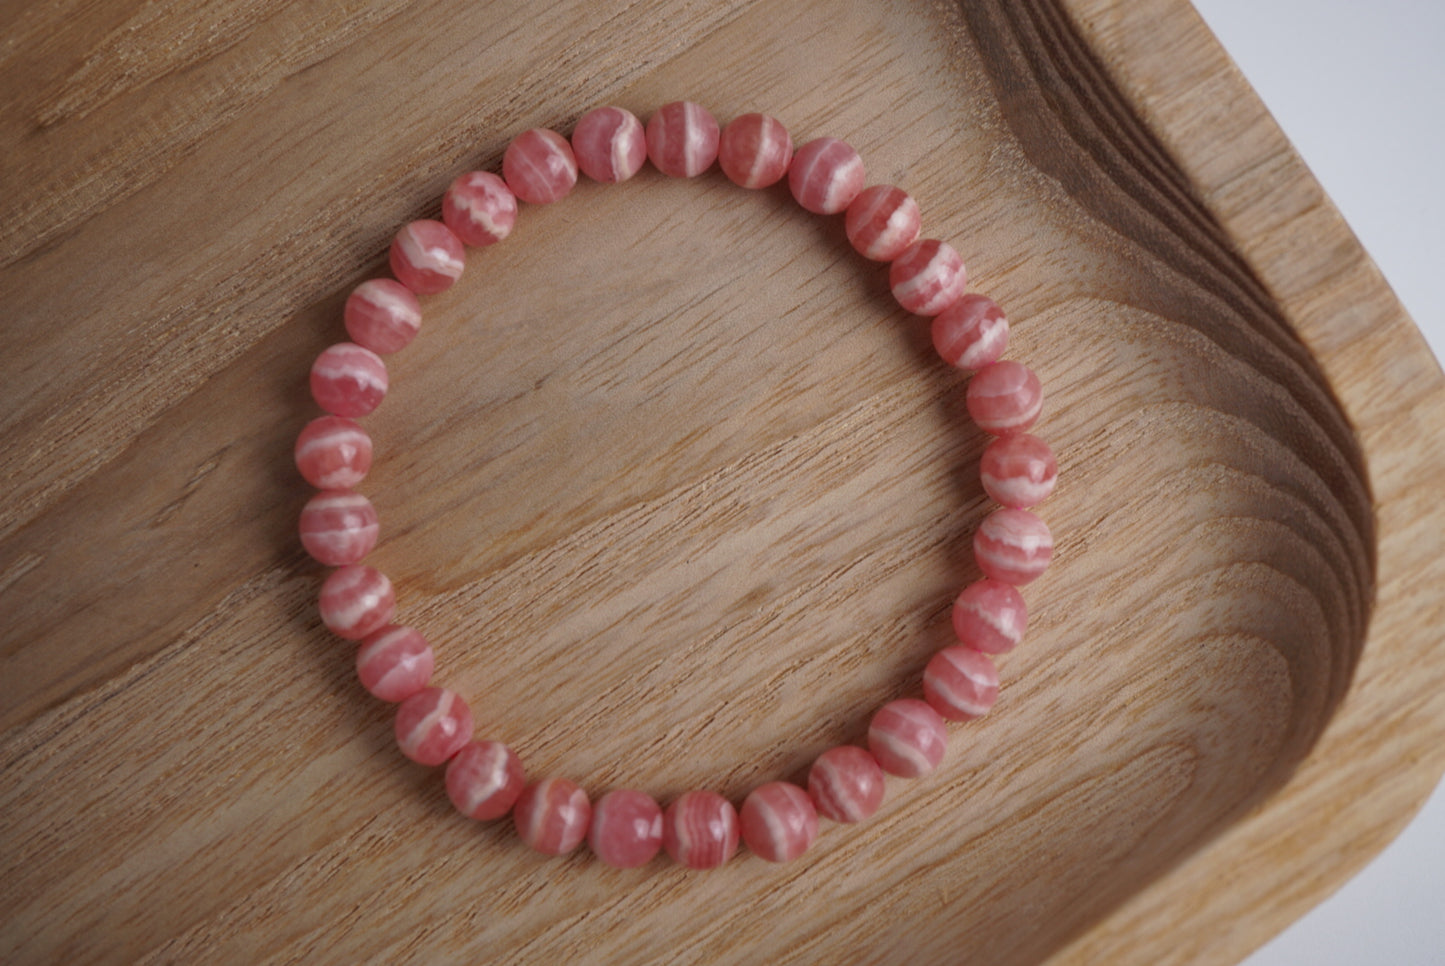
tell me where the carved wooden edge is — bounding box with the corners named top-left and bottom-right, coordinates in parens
top-left (1023, 0), bottom-right (1445, 961)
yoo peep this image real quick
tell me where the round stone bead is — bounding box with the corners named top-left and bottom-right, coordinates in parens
top-left (845, 185), bottom-right (921, 261)
top-left (442, 171), bottom-right (518, 247)
top-left (298, 490), bottom-right (379, 566)
top-left (514, 778), bottom-right (592, 855)
top-left (343, 279), bottom-right (422, 355)
top-left (966, 360), bottom-right (1044, 436)
top-left (588, 789), bottom-right (664, 869)
top-left (717, 112), bottom-right (793, 189)
top-left (389, 219), bottom-right (465, 295)
top-left (318, 564), bottom-right (395, 640)
top-left (645, 101), bottom-right (719, 177)
top-left (355, 624), bottom-right (434, 702)
top-left (952, 579), bottom-right (1028, 654)
top-left (923, 647), bottom-right (1000, 721)
top-left (571, 106), bottom-right (648, 183)
top-left (503, 128), bottom-right (578, 205)
top-left (807, 745), bottom-right (886, 823)
top-left (868, 698), bottom-right (947, 778)
top-left (981, 433), bottom-right (1058, 508)
top-left (932, 293), bottom-right (1009, 371)
top-left (394, 687), bottom-right (473, 766)
top-left (446, 740), bottom-right (526, 821)
top-left (975, 508), bottom-right (1054, 585)
top-left (663, 790), bottom-right (739, 869)
top-left (740, 782), bottom-right (818, 863)
top-left (889, 239), bottom-right (967, 315)
top-left (788, 137), bottom-right (866, 215)
top-left (310, 343), bottom-right (387, 418)
top-left (294, 415), bottom-right (372, 490)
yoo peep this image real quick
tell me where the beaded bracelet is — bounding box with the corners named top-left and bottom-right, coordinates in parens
top-left (295, 102), bottom-right (1057, 869)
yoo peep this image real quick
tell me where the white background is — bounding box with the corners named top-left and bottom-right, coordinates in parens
top-left (1187, 2), bottom-right (1445, 964)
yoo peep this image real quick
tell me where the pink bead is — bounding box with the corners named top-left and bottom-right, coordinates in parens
top-left (442, 171), bottom-right (518, 247)
top-left (951, 579), bottom-right (1028, 654)
top-left (514, 778), bottom-right (592, 855)
top-left (923, 647), bottom-right (1000, 721)
top-left (889, 239), bottom-right (967, 315)
top-left (966, 360), bottom-right (1044, 436)
top-left (645, 101), bottom-right (719, 178)
top-left (318, 564), bottom-right (395, 640)
top-left (974, 508), bottom-right (1054, 585)
top-left (717, 113), bottom-right (793, 189)
top-left (389, 219), bottom-right (465, 295)
top-left (571, 106), bottom-right (648, 183)
top-left (355, 624), bottom-right (434, 702)
top-left (446, 740), bottom-right (526, 821)
top-left (298, 490), bottom-right (379, 566)
top-left (588, 789), bottom-right (664, 868)
top-left (868, 698), bottom-right (947, 778)
top-left (310, 343), bottom-right (387, 418)
top-left (981, 433), bottom-right (1058, 508)
top-left (394, 686), bottom-right (473, 766)
top-left (788, 138), bottom-right (866, 215)
top-left (663, 791), bottom-right (739, 869)
top-left (845, 185), bottom-right (921, 261)
top-left (343, 279), bottom-right (422, 355)
top-left (739, 782), bottom-right (818, 863)
top-left (294, 415), bottom-right (372, 490)
top-left (932, 293), bottom-right (1009, 370)
top-left (503, 128), bottom-right (578, 205)
top-left (808, 745), bottom-right (886, 823)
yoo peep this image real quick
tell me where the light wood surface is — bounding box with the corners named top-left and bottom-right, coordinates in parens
top-left (1, 0), bottom-right (1441, 963)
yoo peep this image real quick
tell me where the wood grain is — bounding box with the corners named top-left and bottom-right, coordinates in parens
top-left (0, 0), bottom-right (1440, 963)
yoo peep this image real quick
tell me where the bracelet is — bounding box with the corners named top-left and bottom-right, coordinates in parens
top-left (295, 102), bottom-right (1057, 870)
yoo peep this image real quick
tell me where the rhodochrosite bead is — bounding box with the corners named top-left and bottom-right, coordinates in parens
top-left (717, 112), bottom-right (793, 189)
top-left (663, 791), bottom-right (739, 869)
top-left (299, 490), bottom-right (379, 565)
top-left (923, 647), bottom-right (1000, 720)
top-left (503, 128), bottom-right (578, 205)
top-left (981, 433), bottom-right (1058, 508)
top-left (356, 625), bottom-right (434, 701)
top-left (932, 293), bottom-right (1009, 370)
top-left (311, 343), bottom-right (388, 418)
top-left (975, 508), bottom-right (1054, 585)
top-left (588, 789), bottom-right (664, 868)
top-left (868, 698), bottom-right (947, 778)
top-left (389, 220), bottom-right (465, 295)
top-left (952, 579), bottom-right (1028, 654)
top-left (515, 778), bottom-right (592, 855)
top-left (740, 782), bottom-right (818, 863)
top-left (788, 137), bottom-right (866, 215)
top-left (319, 564), bottom-right (395, 640)
top-left (344, 279), bottom-right (422, 355)
top-left (442, 171), bottom-right (518, 247)
top-left (966, 360), bottom-right (1044, 436)
top-left (395, 686), bottom-right (473, 766)
top-left (571, 106), bottom-right (648, 183)
top-left (294, 415), bottom-right (372, 489)
top-left (845, 185), bottom-right (921, 261)
top-left (446, 740), bottom-right (526, 821)
top-left (807, 746), bottom-right (886, 823)
top-left (890, 239), bottom-right (967, 315)
top-left (645, 101), bottom-right (719, 177)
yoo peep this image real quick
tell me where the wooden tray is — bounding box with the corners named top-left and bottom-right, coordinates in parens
top-left (2, 0), bottom-right (1443, 962)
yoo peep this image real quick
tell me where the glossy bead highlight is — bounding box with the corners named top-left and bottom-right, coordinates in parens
top-left (981, 433), bottom-right (1058, 508)
top-left (974, 508), bottom-right (1054, 585)
top-left (923, 647), bottom-right (1000, 720)
top-left (319, 564), bottom-right (395, 640)
top-left (645, 101), bottom-right (719, 177)
top-left (355, 624), bottom-right (434, 702)
top-left (966, 360), bottom-right (1044, 436)
top-left (663, 790), bottom-right (739, 869)
top-left (932, 293), bottom-right (1008, 371)
top-left (808, 745), bottom-right (886, 823)
top-left (310, 343), bottom-right (387, 418)
top-left (788, 137), bottom-right (866, 214)
top-left (951, 579), bottom-right (1028, 654)
top-left (868, 698), bottom-right (947, 778)
top-left (503, 128), bottom-right (579, 204)
top-left (845, 185), bottom-right (921, 261)
top-left (589, 789), bottom-right (664, 868)
top-left (298, 490), bottom-right (379, 566)
top-left (889, 239), bottom-right (966, 315)
top-left (344, 279), bottom-right (422, 354)
top-left (515, 778), bottom-right (592, 855)
top-left (443, 171), bottom-right (518, 247)
top-left (394, 686), bottom-right (473, 766)
top-left (389, 219), bottom-right (465, 295)
top-left (294, 415), bottom-right (372, 490)
top-left (717, 112), bottom-right (793, 188)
